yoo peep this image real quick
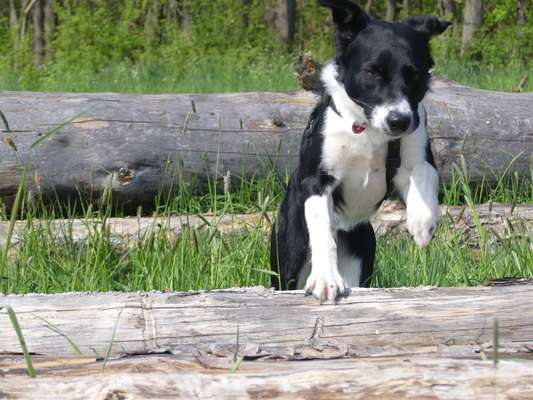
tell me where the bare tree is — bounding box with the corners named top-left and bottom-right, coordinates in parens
top-left (33, 0), bottom-right (45, 65)
top-left (402, 0), bottom-right (410, 16)
top-left (178, 0), bottom-right (192, 33)
top-left (386, 0), bottom-right (396, 21)
top-left (517, 0), bottom-right (527, 25)
top-left (461, 0), bottom-right (483, 56)
top-left (9, 0), bottom-right (18, 31)
top-left (268, 0), bottom-right (296, 46)
top-left (167, 0), bottom-right (178, 22)
top-left (438, 0), bottom-right (456, 20)
top-left (44, 0), bottom-right (54, 62)
top-left (242, 0), bottom-right (252, 28)
top-left (411, 0), bottom-right (421, 14)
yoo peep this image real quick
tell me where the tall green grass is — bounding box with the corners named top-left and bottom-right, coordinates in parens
top-left (0, 165), bottom-right (530, 295)
top-left (0, 58), bottom-right (531, 94)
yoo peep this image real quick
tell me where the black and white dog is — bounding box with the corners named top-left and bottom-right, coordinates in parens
top-left (271, 0), bottom-right (451, 302)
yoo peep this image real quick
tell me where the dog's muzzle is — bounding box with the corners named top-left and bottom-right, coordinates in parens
top-left (386, 111), bottom-right (412, 135)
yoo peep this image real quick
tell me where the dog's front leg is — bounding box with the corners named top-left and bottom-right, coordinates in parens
top-left (393, 109), bottom-right (440, 247)
top-left (303, 194), bottom-right (346, 302)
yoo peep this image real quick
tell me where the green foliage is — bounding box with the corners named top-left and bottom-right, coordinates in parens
top-left (1, 0), bottom-right (531, 93)
top-left (0, 163), bottom-right (530, 294)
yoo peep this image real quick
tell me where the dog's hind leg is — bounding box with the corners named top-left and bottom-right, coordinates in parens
top-left (337, 222), bottom-right (376, 288)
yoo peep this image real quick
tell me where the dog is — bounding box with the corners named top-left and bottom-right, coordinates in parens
top-left (270, 0), bottom-right (451, 302)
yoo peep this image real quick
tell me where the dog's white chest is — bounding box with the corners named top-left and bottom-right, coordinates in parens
top-left (322, 131), bottom-right (388, 230)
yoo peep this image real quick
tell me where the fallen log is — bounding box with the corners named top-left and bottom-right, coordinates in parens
top-left (1, 284), bottom-right (533, 399)
top-left (0, 202), bottom-right (530, 249)
top-left (0, 74), bottom-right (531, 210)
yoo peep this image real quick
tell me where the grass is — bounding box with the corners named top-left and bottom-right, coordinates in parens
top-left (0, 57), bottom-right (531, 94)
top-left (0, 60), bottom-right (299, 94)
top-left (433, 60), bottom-right (533, 93)
top-left (3, 305), bottom-right (36, 377)
top-left (0, 164), bottom-right (530, 295)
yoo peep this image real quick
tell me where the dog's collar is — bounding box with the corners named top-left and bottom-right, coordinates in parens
top-left (327, 96), bottom-right (366, 135)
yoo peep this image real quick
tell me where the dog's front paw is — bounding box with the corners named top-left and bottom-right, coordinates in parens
top-left (406, 204), bottom-right (439, 248)
top-left (304, 269), bottom-right (347, 303)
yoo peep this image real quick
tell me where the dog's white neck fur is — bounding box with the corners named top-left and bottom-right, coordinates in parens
top-left (321, 62), bottom-right (416, 148)
top-left (321, 62), bottom-right (367, 124)
top-left (321, 62), bottom-right (391, 148)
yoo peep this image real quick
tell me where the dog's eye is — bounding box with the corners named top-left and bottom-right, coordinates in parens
top-left (364, 66), bottom-right (384, 79)
top-left (403, 66), bottom-right (421, 85)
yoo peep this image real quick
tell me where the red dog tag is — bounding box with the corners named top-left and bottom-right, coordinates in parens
top-left (352, 123), bottom-right (366, 134)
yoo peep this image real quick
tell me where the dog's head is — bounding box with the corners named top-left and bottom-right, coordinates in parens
top-left (320, 0), bottom-right (451, 137)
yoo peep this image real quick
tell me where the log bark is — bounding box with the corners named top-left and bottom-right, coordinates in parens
top-left (1, 284), bottom-right (533, 398)
top-left (0, 202), bottom-right (530, 249)
top-left (0, 77), bottom-right (531, 211)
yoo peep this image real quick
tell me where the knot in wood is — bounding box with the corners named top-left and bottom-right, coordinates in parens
top-left (271, 114), bottom-right (285, 128)
top-left (117, 168), bottom-right (135, 186)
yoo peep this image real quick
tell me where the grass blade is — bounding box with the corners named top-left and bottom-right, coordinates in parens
top-left (31, 111), bottom-right (87, 149)
top-left (4, 305), bottom-right (36, 377)
top-left (102, 308), bottom-right (123, 371)
top-left (0, 110), bottom-right (11, 132)
top-left (0, 168), bottom-right (27, 290)
top-left (32, 313), bottom-right (83, 355)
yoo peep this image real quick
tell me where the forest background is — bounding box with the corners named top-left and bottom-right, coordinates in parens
top-left (1, 0), bottom-right (532, 94)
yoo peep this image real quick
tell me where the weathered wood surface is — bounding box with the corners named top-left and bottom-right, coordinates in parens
top-left (1, 284), bottom-right (533, 399)
top-left (2, 355), bottom-right (533, 399)
top-left (0, 201), bottom-right (530, 249)
top-left (0, 77), bottom-right (531, 210)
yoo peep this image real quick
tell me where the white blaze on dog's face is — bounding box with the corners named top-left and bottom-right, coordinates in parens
top-left (319, 0), bottom-right (451, 138)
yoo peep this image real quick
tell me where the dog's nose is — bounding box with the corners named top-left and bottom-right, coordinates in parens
top-left (386, 111), bottom-right (411, 134)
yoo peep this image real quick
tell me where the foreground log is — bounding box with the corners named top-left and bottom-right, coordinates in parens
top-left (0, 202), bottom-right (530, 249)
top-left (0, 75), bottom-right (531, 210)
top-left (1, 284), bottom-right (533, 399)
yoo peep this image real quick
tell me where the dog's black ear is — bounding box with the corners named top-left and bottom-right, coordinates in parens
top-left (404, 16), bottom-right (452, 37)
top-left (319, 0), bottom-right (370, 53)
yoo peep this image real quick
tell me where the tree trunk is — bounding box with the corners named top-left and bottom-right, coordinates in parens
top-left (402, 0), bottom-right (409, 16)
top-left (9, 0), bottom-right (18, 30)
top-left (33, 0), bottom-right (44, 65)
top-left (439, 0), bottom-right (456, 19)
top-left (461, 0), bottom-right (483, 56)
top-left (386, 0), bottom-right (396, 21)
top-left (1, 284), bottom-right (533, 398)
top-left (167, 0), bottom-right (178, 21)
top-left (268, 0), bottom-right (296, 46)
top-left (517, 0), bottom-right (527, 25)
top-left (144, 0), bottom-right (160, 43)
top-left (44, 0), bottom-right (54, 62)
top-left (241, 0), bottom-right (252, 28)
top-left (178, 0), bottom-right (192, 32)
top-left (365, 0), bottom-right (373, 13)
top-left (0, 79), bottom-right (530, 210)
